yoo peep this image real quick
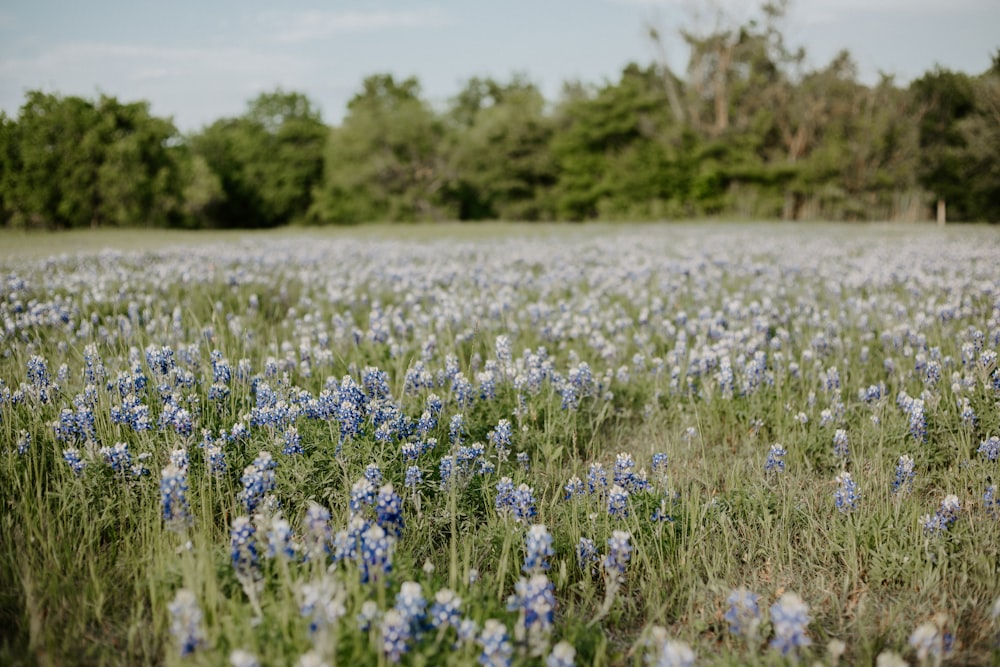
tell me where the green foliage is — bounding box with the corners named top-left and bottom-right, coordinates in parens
top-left (309, 75), bottom-right (452, 223)
top-left (0, 92), bottom-right (184, 229)
top-left (1, 4), bottom-right (998, 227)
top-left (191, 90), bottom-right (326, 228)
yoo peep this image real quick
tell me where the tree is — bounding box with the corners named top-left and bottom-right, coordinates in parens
top-left (310, 75), bottom-right (452, 223)
top-left (190, 89), bottom-right (326, 227)
top-left (446, 75), bottom-right (557, 220)
top-left (0, 91), bottom-right (184, 228)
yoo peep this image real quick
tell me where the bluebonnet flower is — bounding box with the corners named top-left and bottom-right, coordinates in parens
top-left (204, 444), bottom-right (226, 477)
top-left (560, 383), bottom-right (579, 411)
top-left (477, 619), bottom-right (513, 667)
top-left (489, 419), bottom-right (513, 458)
top-left (63, 448), bottom-right (86, 476)
top-left (430, 588), bottom-right (462, 630)
top-left (365, 463), bottom-right (384, 486)
top-left (394, 580), bottom-right (427, 633)
top-left (517, 452), bottom-right (530, 472)
top-left (356, 600), bottom-right (380, 632)
top-left (376, 484), bottom-right (405, 537)
top-left (922, 495), bottom-right (961, 535)
top-left (265, 517), bottom-right (296, 560)
top-left (603, 530), bottom-right (632, 581)
top-left (100, 442), bottom-right (132, 475)
top-left (769, 592), bottom-right (811, 657)
top-left (587, 462), bottom-right (608, 495)
top-left (16, 430), bottom-right (30, 455)
top-left (416, 411), bottom-right (436, 438)
top-left (523, 524), bottom-right (554, 574)
top-left (303, 502), bottom-right (332, 559)
top-left (335, 400), bottom-right (363, 454)
top-left (651, 453), bottom-right (669, 478)
top-left (231, 516), bottom-right (260, 581)
top-left (299, 576), bottom-right (346, 638)
top-left (449, 413), bottom-right (465, 446)
top-left (978, 436), bottom-right (999, 462)
top-left (897, 392), bottom-right (927, 442)
top-left (405, 466), bottom-right (422, 491)
top-left (608, 484), bottom-right (629, 519)
top-left (834, 473), bottom-right (860, 513)
top-left (958, 398), bottom-right (977, 427)
top-left (83, 344), bottom-right (106, 385)
top-left (508, 573), bottom-right (556, 651)
top-left (646, 629), bottom-right (695, 667)
top-left (239, 451), bottom-right (276, 515)
top-left (426, 393), bottom-right (443, 416)
top-left (170, 448), bottom-right (189, 471)
top-left (765, 444), bottom-right (786, 476)
top-left (168, 589), bottom-right (204, 656)
top-left (497, 479), bottom-right (538, 523)
top-left (576, 537), bottom-right (599, 574)
top-left (833, 429), bottom-right (849, 460)
top-left (350, 478), bottom-right (377, 514)
top-left (362, 366), bottom-right (391, 400)
top-left (282, 426), bottom-right (303, 455)
top-left (160, 464), bottom-right (191, 530)
top-left (546, 641), bottom-right (576, 667)
top-left (892, 455), bottom-right (915, 494)
top-left (909, 621), bottom-right (948, 664)
top-left (381, 609), bottom-right (411, 663)
top-left (26, 355), bottom-right (50, 390)
top-left (724, 587), bottom-right (761, 639)
top-left (453, 374), bottom-right (474, 408)
top-left (985, 485), bottom-right (999, 519)
top-left (563, 475), bottom-right (585, 499)
top-left (439, 456), bottom-right (455, 491)
top-left (358, 522), bottom-right (394, 583)
top-left (401, 441), bottom-right (421, 461)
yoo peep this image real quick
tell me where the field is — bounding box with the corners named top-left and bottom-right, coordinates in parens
top-left (1, 222), bottom-right (999, 666)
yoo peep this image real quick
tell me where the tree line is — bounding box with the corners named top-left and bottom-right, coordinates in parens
top-left (1, 8), bottom-right (998, 228)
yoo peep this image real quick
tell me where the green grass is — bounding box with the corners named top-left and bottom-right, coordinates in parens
top-left (1, 222), bottom-right (999, 666)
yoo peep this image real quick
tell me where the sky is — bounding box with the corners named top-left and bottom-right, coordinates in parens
top-left (1, 0), bottom-right (997, 132)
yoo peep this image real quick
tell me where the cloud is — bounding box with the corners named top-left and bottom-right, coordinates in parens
top-left (267, 8), bottom-right (452, 44)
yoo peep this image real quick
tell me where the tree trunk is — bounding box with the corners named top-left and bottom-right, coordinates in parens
top-left (936, 198), bottom-right (946, 225)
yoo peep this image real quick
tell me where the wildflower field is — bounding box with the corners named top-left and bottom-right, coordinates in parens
top-left (1, 223), bottom-right (999, 667)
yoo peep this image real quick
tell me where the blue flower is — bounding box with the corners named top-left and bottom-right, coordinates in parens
top-left (430, 588), bottom-right (462, 629)
top-left (603, 530), bottom-right (632, 581)
top-left (832, 429), bottom-right (849, 460)
top-left (765, 444), bottom-right (786, 476)
top-left (892, 455), bottom-right (915, 494)
top-left (724, 587), bottom-right (761, 638)
top-left (978, 436), bottom-right (999, 462)
top-left (576, 537), bottom-right (599, 574)
top-left (507, 574), bottom-right (555, 645)
top-left (376, 484), bottom-right (405, 538)
top-left (563, 475), bottom-right (585, 499)
top-left (834, 472), bottom-right (860, 513)
top-left (545, 641), bottom-right (576, 667)
top-left (160, 464), bottom-right (192, 530)
top-left (168, 589), bottom-right (204, 656)
top-left (62, 448), bottom-right (86, 476)
top-left (477, 619), bottom-right (513, 667)
top-left (587, 462), bottom-right (608, 495)
top-left (769, 592), bottom-right (811, 656)
top-left (405, 466), bottom-right (422, 491)
top-left (523, 524), bottom-right (554, 574)
top-left (282, 426), bottom-right (303, 456)
top-left (230, 516), bottom-right (259, 580)
top-left (922, 494), bottom-right (961, 535)
top-left (607, 484), bottom-right (629, 519)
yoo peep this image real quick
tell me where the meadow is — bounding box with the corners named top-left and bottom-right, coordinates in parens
top-left (1, 223), bottom-right (998, 666)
